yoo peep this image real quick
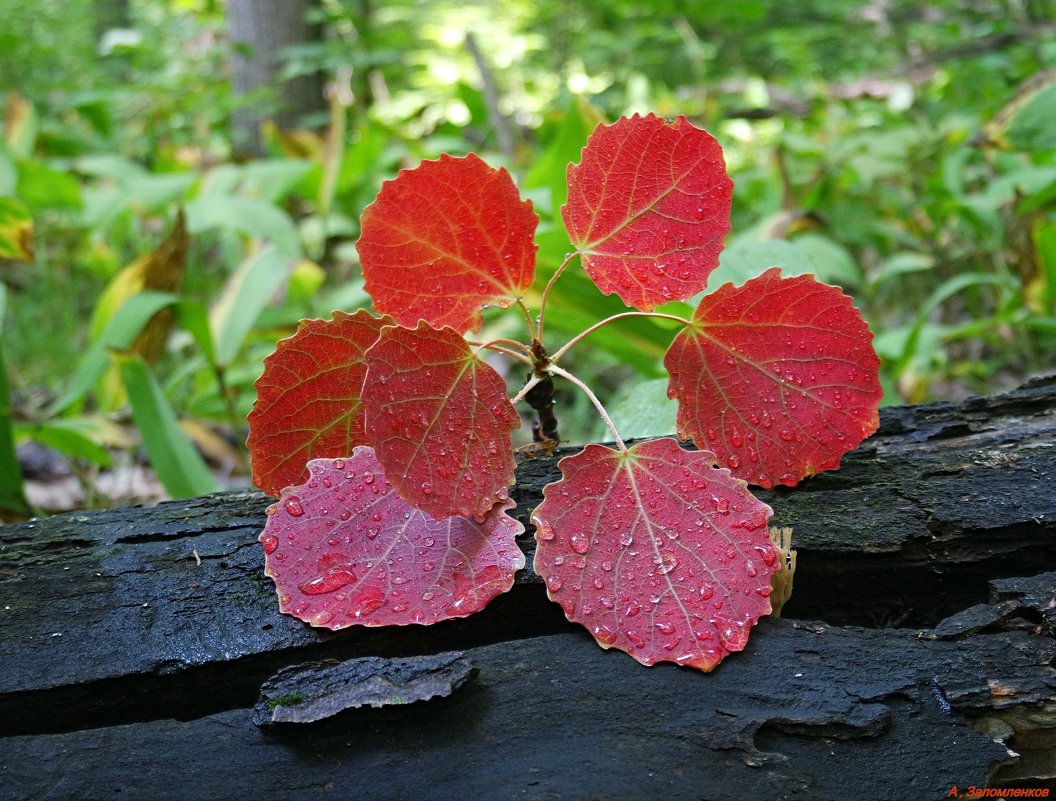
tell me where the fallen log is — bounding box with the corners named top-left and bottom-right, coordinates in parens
top-left (1, 377), bottom-right (1054, 799)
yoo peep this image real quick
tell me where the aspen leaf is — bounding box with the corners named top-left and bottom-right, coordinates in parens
top-left (533, 438), bottom-right (778, 672)
top-left (362, 322), bottom-right (519, 520)
top-left (260, 449), bottom-right (525, 628)
top-left (563, 114), bottom-right (733, 310)
top-left (247, 310), bottom-right (392, 497)
top-left (357, 154), bottom-right (538, 333)
top-left (664, 268), bottom-right (882, 488)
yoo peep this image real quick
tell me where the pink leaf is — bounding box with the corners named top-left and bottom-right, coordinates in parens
top-left (362, 321), bottom-right (520, 519)
top-left (562, 114), bottom-right (733, 310)
top-left (260, 448), bottom-right (525, 629)
top-left (357, 153), bottom-right (538, 333)
top-left (664, 268), bottom-right (882, 488)
top-left (532, 438), bottom-right (778, 672)
top-left (247, 310), bottom-right (392, 498)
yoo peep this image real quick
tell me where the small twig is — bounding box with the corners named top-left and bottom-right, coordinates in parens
top-left (536, 251), bottom-right (580, 344)
top-left (550, 311), bottom-right (692, 363)
top-left (474, 342), bottom-right (534, 365)
top-left (509, 372), bottom-right (544, 406)
top-left (549, 364), bottom-right (626, 453)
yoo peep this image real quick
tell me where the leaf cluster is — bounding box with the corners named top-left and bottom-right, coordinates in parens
top-left (249, 114), bottom-right (882, 672)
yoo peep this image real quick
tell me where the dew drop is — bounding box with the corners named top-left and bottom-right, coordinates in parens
top-left (260, 534), bottom-right (279, 555)
top-left (283, 496), bottom-right (305, 517)
top-left (265, 504), bottom-right (277, 516)
top-left (333, 459), bottom-right (345, 470)
top-left (699, 584), bottom-right (714, 601)
top-left (618, 531), bottom-right (634, 547)
top-left (538, 527), bottom-right (555, 541)
top-left (570, 533), bottom-right (590, 554)
top-left (601, 560), bottom-right (614, 572)
top-left (363, 471), bottom-right (375, 484)
top-left (656, 621), bottom-right (676, 636)
top-left (655, 556), bottom-right (678, 575)
top-left (547, 576), bottom-right (563, 592)
top-left (625, 603), bottom-right (642, 619)
top-left (626, 630), bottom-right (645, 649)
top-left (299, 567), bottom-right (357, 595)
top-left (726, 456), bottom-right (740, 469)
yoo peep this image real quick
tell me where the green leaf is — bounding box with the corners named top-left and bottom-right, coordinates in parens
top-left (185, 196), bottom-right (301, 258)
top-left (870, 252), bottom-right (935, 288)
top-left (113, 351), bottom-right (218, 499)
top-left (791, 233), bottom-right (862, 287)
top-left (172, 299), bottom-right (218, 368)
top-left (602, 378), bottom-right (678, 440)
top-left (209, 247), bottom-right (292, 367)
top-left (524, 97), bottom-right (604, 215)
top-left (704, 238), bottom-right (817, 290)
top-left (15, 422), bottom-right (112, 466)
top-left (1006, 76), bottom-right (1056, 152)
top-left (0, 286), bottom-right (30, 517)
top-left (0, 196), bottom-right (33, 261)
top-left (242, 160), bottom-right (315, 204)
top-left (50, 290), bottom-right (178, 414)
top-left (16, 159), bottom-right (82, 214)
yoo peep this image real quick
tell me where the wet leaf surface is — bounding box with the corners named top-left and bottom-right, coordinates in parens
top-left (357, 153), bottom-right (538, 333)
top-left (562, 114), bottom-right (733, 310)
top-left (260, 448), bottom-right (525, 629)
top-left (532, 438), bottom-right (778, 672)
top-left (247, 310), bottom-right (391, 497)
top-left (362, 321), bottom-right (520, 519)
top-left (665, 268), bottom-right (882, 488)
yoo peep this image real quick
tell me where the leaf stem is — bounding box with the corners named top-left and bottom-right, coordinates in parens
top-left (536, 251), bottom-right (580, 344)
top-left (550, 311), bottom-right (693, 363)
top-left (549, 363), bottom-right (627, 453)
top-left (473, 340), bottom-right (535, 365)
top-left (509, 372), bottom-right (543, 405)
top-left (515, 298), bottom-right (539, 342)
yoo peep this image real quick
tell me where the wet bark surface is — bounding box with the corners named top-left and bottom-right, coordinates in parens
top-left (1, 376), bottom-right (1054, 800)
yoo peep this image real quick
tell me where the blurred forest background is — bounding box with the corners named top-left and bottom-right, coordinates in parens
top-left (1, 0), bottom-right (1055, 517)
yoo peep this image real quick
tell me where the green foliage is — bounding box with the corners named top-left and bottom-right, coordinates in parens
top-left (1, 0), bottom-right (1054, 511)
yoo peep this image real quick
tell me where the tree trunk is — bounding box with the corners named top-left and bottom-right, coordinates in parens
top-left (1, 377), bottom-right (1054, 798)
top-left (228, 0), bottom-right (325, 155)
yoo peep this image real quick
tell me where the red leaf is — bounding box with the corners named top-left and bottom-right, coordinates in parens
top-left (260, 448), bottom-right (525, 628)
top-left (247, 310), bottom-right (392, 498)
top-left (562, 114), bottom-right (733, 311)
top-left (362, 321), bottom-right (520, 519)
top-left (357, 153), bottom-right (538, 333)
top-left (664, 268), bottom-right (882, 488)
top-left (532, 438), bottom-right (778, 672)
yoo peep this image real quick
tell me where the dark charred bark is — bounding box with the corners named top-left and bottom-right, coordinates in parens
top-left (1, 376), bottom-right (1054, 798)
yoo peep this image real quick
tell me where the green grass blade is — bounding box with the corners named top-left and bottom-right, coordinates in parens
top-left (0, 285), bottom-right (31, 517)
top-left (50, 290), bottom-right (178, 415)
top-left (113, 351), bottom-right (218, 499)
top-left (209, 247), bottom-right (290, 368)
